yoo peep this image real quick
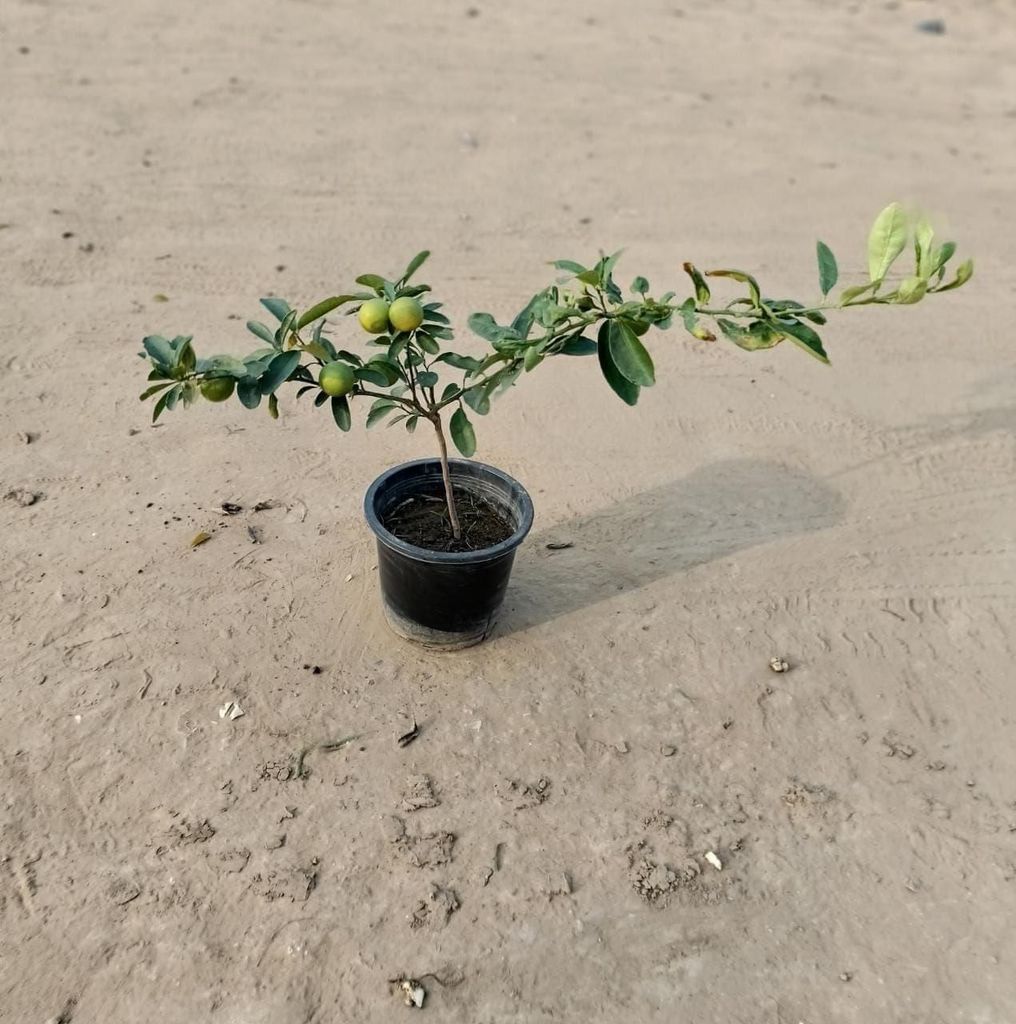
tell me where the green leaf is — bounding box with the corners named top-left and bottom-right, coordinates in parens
top-left (552, 259), bottom-right (588, 275)
top-left (523, 343), bottom-right (544, 371)
top-left (355, 273), bottom-right (388, 293)
top-left (933, 257), bottom-right (973, 293)
top-left (139, 380), bottom-right (175, 401)
top-left (631, 275), bottom-right (650, 296)
top-left (355, 367), bottom-right (389, 387)
top-left (296, 297), bottom-right (345, 330)
top-left (467, 312), bottom-right (520, 344)
top-left (717, 318), bottom-right (783, 351)
top-left (492, 363), bottom-right (522, 397)
top-left (415, 333), bottom-right (441, 355)
top-left (400, 250), bottom-right (430, 284)
top-left (151, 386), bottom-right (179, 422)
top-left (246, 320), bottom-right (276, 344)
top-left (314, 390), bottom-right (329, 408)
top-left (396, 283), bottom-right (430, 298)
top-left (608, 319), bottom-right (655, 386)
top-left (559, 336), bottom-right (597, 356)
top-left (768, 299), bottom-right (825, 325)
top-left (682, 262), bottom-right (711, 304)
top-left (416, 371), bottom-right (439, 389)
top-left (436, 352), bottom-right (483, 373)
top-left (260, 297), bottom-right (292, 322)
top-left (867, 202), bottom-right (908, 282)
top-left (510, 290), bottom-right (548, 339)
top-left (422, 309), bottom-right (450, 326)
top-left (332, 348), bottom-right (362, 366)
top-left (176, 337), bottom-right (196, 375)
top-left (597, 321), bottom-right (639, 406)
top-left (450, 408), bottom-right (476, 457)
top-left (405, 416), bottom-right (419, 433)
top-left (816, 241), bottom-right (838, 296)
top-left (260, 350), bottom-right (301, 395)
top-left (366, 400), bottom-right (398, 428)
top-left (237, 379), bottom-right (262, 408)
top-left (142, 334), bottom-right (175, 368)
top-left (775, 317), bottom-right (829, 364)
top-left (275, 309), bottom-right (297, 348)
top-left (576, 268), bottom-right (601, 287)
top-left (462, 383), bottom-right (492, 415)
top-left (296, 385), bottom-right (316, 400)
top-left (706, 268), bottom-right (761, 308)
top-left (268, 393), bottom-right (279, 419)
top-left (362, 357), bottom-right (402, 385)
top-left (243, 347), bottom-right (277, 369)
top-left (331, 395), bottom-right (351, 431)
top-left (388, 335), bottom-right (409, 361)
top-left (748, 321), bottom-right (786, 349)
top-left (198, 354), bottom-right (248, 378)
top-left (931, 241), bottom-right (956, 275)
top-left (440, 383), bottom-right (460, 402)
top-left (301, 341), bottom-right (330, 362)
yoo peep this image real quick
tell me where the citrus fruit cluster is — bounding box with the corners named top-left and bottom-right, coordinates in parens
top-left (357, 296), bottom-right (424, 334)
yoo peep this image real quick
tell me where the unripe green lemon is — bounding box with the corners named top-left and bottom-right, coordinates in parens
top-left (200, 377), bottom-right (235, 402)
top-left (388, 296), bottom-right (424, 332)
top-left (357, 298), bottom-right (390, 334)
top-left (318, 361), bottom-right (357, 397)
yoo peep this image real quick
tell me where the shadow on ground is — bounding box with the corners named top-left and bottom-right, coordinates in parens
top-left (497, 457), bottom-right (846, 635)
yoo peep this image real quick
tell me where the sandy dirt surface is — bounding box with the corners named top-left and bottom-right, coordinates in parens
top-left (2, 0), bottom-right (1015, 1021)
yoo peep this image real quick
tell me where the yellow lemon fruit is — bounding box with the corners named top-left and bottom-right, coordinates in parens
top-left (388, 296), bottom-right (424, 332)
top-left (357, 298), bottom-right (390, 334)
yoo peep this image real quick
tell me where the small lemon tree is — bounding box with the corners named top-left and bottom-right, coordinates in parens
top-left (139, 203), bottom-right (972, 541)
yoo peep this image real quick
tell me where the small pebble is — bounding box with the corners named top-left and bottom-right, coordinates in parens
top-left (916, 18), bottom-right (945, 34)
top-left (660, 744), bottom-right (676, 757)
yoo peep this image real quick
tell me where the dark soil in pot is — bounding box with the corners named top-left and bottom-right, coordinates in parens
top-left (381, 484), bottom-right (515, 553)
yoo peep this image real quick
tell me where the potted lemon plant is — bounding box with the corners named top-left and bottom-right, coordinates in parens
top-left (138, 203), bottom-right (972, 648)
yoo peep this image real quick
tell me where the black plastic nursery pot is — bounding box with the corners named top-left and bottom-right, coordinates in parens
top-left (364, 458), bottom-right (534, 650)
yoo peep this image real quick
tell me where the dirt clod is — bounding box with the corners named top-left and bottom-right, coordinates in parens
top-left (499, 776), bottom-right (551, 809)
top-left (409, 883), bottom-right (460, 929)
top-left (401, 774), bottom-right (440, 812)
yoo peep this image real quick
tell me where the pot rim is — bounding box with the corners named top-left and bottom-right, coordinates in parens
top-left (363, 457), bottom-right (534, 565)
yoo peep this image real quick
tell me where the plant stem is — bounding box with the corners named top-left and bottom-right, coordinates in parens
top-left (431, 413), bottom-right (462, 540)
top-left (355, 387), bottom-right (418, 411)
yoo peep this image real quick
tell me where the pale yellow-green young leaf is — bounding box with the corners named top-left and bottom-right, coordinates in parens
top-left (896, 276), bottom-right (928, 304)
top-left (867, 202), bottom-right (909, 283)
top-left (915, 217), bottom-right (935, 278)
top-left (934, 257), bottom-right (974, 293)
